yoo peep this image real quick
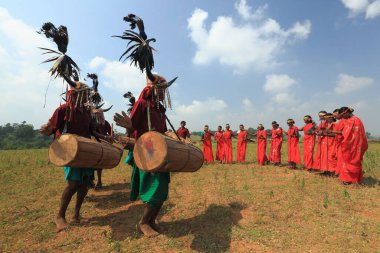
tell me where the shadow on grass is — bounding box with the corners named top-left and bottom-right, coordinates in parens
top-left (360, 176), bottom-right (380, 187)
top-left (88, 203), bottom-right (144, 240)
top-left (162, 202), bottom-right (245, 253)
top-left (86, 183), bottom-right (131, 210)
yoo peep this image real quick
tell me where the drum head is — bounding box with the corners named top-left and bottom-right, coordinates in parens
top-left (133, 131), bottom-right (167, 171)
top-left (49, 134), bottom-right (78, 166)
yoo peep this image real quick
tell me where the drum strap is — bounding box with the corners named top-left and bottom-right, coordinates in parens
top-left (147, 101), bottom-right (152, 131)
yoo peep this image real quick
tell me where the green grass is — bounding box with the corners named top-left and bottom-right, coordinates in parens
top-left (0, 142), bottom-right (379, 252)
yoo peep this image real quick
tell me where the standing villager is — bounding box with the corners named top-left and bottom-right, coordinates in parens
top-left (332, 109), bottom-right (345, 176)
top-left (177, 121), bottom-right (190, 139)
top-left (236, 124), bottom-right (248, 162)
top-left (201, 125), bottom-right (214, 163)
top-left (320, 113), bottom-right (337, 176)
top-left (113, 14), bottom-right (178, 237)
top-left (223, 124), bottom-right (234, 163)
top-left (269, 121), bottom-right (283, 166)
top-left (312, 111), bottom-right (327, 171)
top-left (336, 107), bottom-right (368, 184)
top-left (38, 22), bottom-right (111, 232)
top-left (299, 115), bottom-right (316, 171)
top-left (255, 124), bottom-right (268, 165)
top-left (214, 126), bottom-right (225, 162)
top-left (285, 119), bottom-right (301, 169)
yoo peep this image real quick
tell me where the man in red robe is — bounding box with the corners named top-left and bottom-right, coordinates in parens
top-left (236, 124), bottom-right (248, 162)
top-left (313, 111), bottom-right (327, 172)
top-left (269, 121), bottom-right (283, 166)
top-left (332, 109), bottom-right (345, 176)
top-left (285, 119), bottom-right (301, 169)
top-left (177, 120), bottom-right (190, 139)
top-left (336, 107), bottom-right (368, 184)
top-left (255, 124), bottom-right (268, 165)
top-left (223, 124), bottom-right (233, 163)
top-left (299, 115), bottom-right (316, 171)
top-left (201, 125), bottom-right (214, 163)
top-left (214, 125), bottom-right (225, 162)
top-left (320, 113), bottom-right (337, 176)
top-left (40, 79), bottom-right (111, 232)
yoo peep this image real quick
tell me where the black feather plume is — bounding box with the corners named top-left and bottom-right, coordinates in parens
top-left (87, 73), bottom-right (102, 105)
top-left (123, 91), bottom-right (136, 114)
top-left (37, 22), bottom-right (80, 82)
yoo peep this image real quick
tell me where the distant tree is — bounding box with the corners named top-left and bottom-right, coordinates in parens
top-left (247, 127), bottom-right (257, 134)
top-left (365, 132), bottom-right (372, 139)
top-left (15, 124), bottom-right (35, 139)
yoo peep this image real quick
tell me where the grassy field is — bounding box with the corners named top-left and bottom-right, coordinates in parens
top-left (0, 140), bottom-right (379, 253)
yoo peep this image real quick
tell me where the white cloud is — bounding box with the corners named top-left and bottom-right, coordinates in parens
top-left (334, 73), bottom-right (373, 94)
top-left (0, 7), bottom-right (66, 128)
top-left (242, 98), bottom-right (253, 107)
top-left (88, 57), bottom-right (146, 94)
top-left (264, 74), bottom-right (296, 93)
top-left (366, 0), bottom-right (380, 18)
top-left (341, 0), bottom-right (380, 19)
top-left (234, 0), bottom-right (268, 20)
top-left (187, 2), bottom-right (311, 72)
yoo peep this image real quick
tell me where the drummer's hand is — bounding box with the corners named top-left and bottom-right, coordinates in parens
top-left (114, 111), bottom-right (132, 129)
top-left (40, 123), bottom-right (52, 135)
top-left (104, 135), bottom-right (114, 143)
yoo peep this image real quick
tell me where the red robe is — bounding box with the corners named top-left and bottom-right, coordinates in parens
top-left (287, 126), bottom-right (301, 164)
top-left (177, 127), bottom-right (190, 139)
top-left (313, 120), bottom-right (326, 170)
top-left (334, 119), bottom-right (346, 175)
top-left (302, 123), bottom-right (316, 169)
top-left (201, 131), bottom-right (214, 162)
top-left (48, 103), bottom-right (93, 139)
top-left (236, 130), bottom-right (247, 162)
top-left (256, 130), bottom-right (268, 165)
top-left (223, 130), bottom-right (233, 163)
top-left (214, 131), bottom-right (225, 161)
top-left (269, 128), bottom-right (283, 163)
top-left (324, 122), bottom-right (337, 172)
top-left (339, 116), bottom-right (368, 183)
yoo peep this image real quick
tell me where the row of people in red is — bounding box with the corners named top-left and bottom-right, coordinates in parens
top-left (182, 107), bottom-right (367, 185)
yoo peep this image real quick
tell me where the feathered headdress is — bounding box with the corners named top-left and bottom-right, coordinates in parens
top-left (123, 91), bottom-right (136, 115)
top-left (114, 14), bottom-right (178, 109)
top-left (86, 73), bottom-right (103, 105)
top-left (37, 22), bottom-right (80, 84)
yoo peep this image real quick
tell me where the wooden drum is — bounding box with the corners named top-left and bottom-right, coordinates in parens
top-left (49, 134), bottom-right (123, 169)
top-left (133, 131), bottom-right (204, 173)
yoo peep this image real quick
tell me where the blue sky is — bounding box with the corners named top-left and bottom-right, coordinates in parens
top-left (1, 0), bottom-right (380, 135)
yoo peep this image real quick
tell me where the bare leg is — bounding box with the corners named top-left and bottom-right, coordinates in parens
top-left (95, 169), bottom-right (102, 189)
top-left (56, 181), bottom-right (77, 232)
top-left (149, 203), bottom-right (163, 233)
top-left (72, 179), bottom-right (88, 223)
top-left (139, 204), bottom-right (160, 237)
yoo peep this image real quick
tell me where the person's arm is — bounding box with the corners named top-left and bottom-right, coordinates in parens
top-left (40, 105), bottom-right (65, 137)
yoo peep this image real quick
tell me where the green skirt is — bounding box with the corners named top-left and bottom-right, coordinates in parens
top-left (129, 152), bottom-right (170, 207)
top-left (64, 166), bottom-right (94, 183)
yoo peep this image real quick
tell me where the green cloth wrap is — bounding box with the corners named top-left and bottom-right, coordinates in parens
top-left (129, 152), bottom-right (170, 208)
top-left (64, 166), bottom-right (94, 183)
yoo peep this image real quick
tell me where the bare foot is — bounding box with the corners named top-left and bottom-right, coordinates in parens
top-left (55, 217), bottom-right (68, 232)
top-left (139, 222), bottom-right (160, 237)
top-left (150, 222), bottom-right (164, 234)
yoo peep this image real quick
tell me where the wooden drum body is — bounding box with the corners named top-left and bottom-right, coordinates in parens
top-left (49, 134), bottom-right (123, 169)
top-left (133, 131), bottom-right (204, 173)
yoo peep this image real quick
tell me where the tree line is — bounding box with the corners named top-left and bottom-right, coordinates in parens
top-left (0, 122), bottom-right (52, 150)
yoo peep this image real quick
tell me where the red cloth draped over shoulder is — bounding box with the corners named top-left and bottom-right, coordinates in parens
top-left (339, 116), bottom-right (368, 183)
top-left (237, 131), bottom-right (247, 162)
top-left (177, 127), bottom-right (190, 139)
top-left (287, 126), bottom-right (301, 164)
top-left (302, 123), bottom-right (315, 169)
top-left (334, 119), bottom-right (346, 175)
top-left (313, 120), bottom-right (326, 170)
top-left (48, 103), bottom-right (92, 139)
top-left (214, 131), bottom-right (225, 161)
top-left (223, 130), bottom-right (233, 163)
top-left (129, 85), bottom-right (167, 139)
top-left (202, 132), bottom-right (214, 162)
top-left (269, 128), bottom-right (283, 163)
top-left (256, 130), bottom-right (268, 165)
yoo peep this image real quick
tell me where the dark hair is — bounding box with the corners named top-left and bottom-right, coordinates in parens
top-left (180, 120), bottom-right (186, 124)
top-left (218, 125), bottom-right (222, 128)
top-left (204, 125), bottom-right (209, 128)
top-left (319, 110), bottom-right (327, 114)
top-left (272, 121), bottom-right (277, 124)
top-left (333, 109), bottom-right (339, 113)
